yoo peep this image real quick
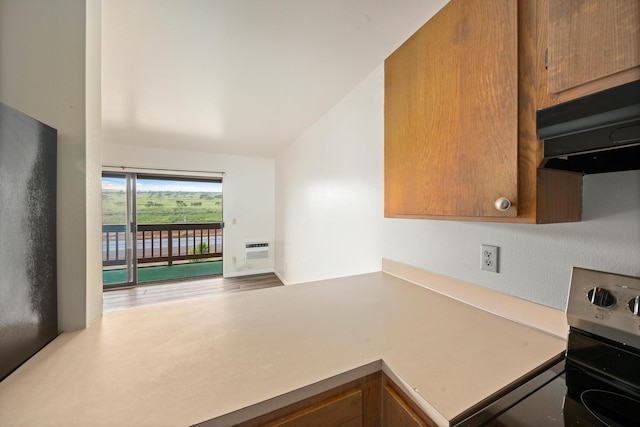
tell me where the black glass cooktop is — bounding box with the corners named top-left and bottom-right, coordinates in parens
top-left (454, 360), bottom-right (566, 426)
top-left (454, 358), bottom-right (640, 427)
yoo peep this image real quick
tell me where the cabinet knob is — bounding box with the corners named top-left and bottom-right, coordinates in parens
top-left (494, 197), bottom-right (512, 212)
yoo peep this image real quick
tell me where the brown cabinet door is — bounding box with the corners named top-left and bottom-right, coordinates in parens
top-left (385, 0), bottom-right (518, 218)
top-left (232, 372), bottom-right (440, 427)
top-left (265, 390), bottom-right (362, 427)
top-left (382, 385), bottom-right (430, 427)
top-left (547, 0), bottom-right (640, 94)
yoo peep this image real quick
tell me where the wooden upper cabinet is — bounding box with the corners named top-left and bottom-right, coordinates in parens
top-left (385, 0), bottom-right (518, 219)
top-left (385, 0), bottom-right (583, 223)
top-left (544, 0), bottom-right (640, 103)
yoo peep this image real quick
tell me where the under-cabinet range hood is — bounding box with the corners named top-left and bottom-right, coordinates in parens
top-left (537, 80), bottom-right (640, 174)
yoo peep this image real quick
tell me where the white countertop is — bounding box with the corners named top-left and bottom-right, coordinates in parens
top-left (0, 270), bottom-right (567, 426)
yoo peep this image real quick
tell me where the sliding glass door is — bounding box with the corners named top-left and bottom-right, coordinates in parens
top-left (101, 172), bottom-right (223, 288)
top-left (101, 173), bottom-right (136, 287)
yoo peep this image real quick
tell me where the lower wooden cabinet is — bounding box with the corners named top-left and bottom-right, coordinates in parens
top-left (265, 389), bottom-right (362, 427)
top-left (238, 371), bottom-right (437, 427)
top-left (382, 384), bottom-right (437, 427)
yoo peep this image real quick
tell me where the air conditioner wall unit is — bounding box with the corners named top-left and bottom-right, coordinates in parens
top-left (245, 242), bottom-right (270, 262)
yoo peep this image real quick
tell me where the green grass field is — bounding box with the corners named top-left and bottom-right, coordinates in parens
top-left (102, 190), bottom-right (223, 224)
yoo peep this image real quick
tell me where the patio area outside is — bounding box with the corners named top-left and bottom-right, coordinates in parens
top-left (103, 260), bottom-right (223, 285)
top-left (102, 222), bottom-right (223, 286)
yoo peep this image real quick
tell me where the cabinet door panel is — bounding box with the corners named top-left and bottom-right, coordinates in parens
top-left (547, 0), bottom-right (640, 94)
top-left (382, 385), bottom-right (428, 427)
top-left (385, 0), bottom-right (518, 218)
top-left (266, 390), bottom-right (362, 427)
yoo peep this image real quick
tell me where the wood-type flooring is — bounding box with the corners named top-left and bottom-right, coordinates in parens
top-left (103, 273), bottom-right (284, 312)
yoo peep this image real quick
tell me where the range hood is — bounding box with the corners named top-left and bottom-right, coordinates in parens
top-left (537, 80), bottom-right (640, 174)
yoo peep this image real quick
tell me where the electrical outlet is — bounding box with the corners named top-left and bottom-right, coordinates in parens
top-left (481, 244), bottom-right (499, 273)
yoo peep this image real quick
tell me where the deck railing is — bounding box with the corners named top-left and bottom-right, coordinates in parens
top-left (102, 222), bottom-right (223, 267)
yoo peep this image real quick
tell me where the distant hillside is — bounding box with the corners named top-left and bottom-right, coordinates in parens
top-left (102, 190), bottom-right (223, 224)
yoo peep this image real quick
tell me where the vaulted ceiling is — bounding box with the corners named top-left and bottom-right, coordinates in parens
top-left (102, 0), bottom-right (447, 157)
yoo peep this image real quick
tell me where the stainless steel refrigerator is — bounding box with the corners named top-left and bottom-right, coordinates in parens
top-left (0, 102), bottom-right (58, 381)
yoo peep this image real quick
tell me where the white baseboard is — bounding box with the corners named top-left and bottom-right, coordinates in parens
top-left (223, 268), bottom-right (274, 278)
top-left (273, 270), bottom-right (290, 286)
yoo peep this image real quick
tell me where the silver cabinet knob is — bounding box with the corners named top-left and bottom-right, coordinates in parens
top-left (494, 197), bottom-right (512, 212)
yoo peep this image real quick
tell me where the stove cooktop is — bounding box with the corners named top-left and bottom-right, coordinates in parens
top-left (454, 360), bottom-right (640, 427)
top-left (456, 267), bottom-right (640, 427)
top-left (453, 359), bottom-right (566, 426)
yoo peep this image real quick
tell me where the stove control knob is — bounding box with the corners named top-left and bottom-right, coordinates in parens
top-left (628, 296), bottom-right (640, 316)
top-left (587, 287), bottom-right (616, 308)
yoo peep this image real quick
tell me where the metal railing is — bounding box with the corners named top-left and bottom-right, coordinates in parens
top-left (102, 222), bottom-right (223, 266)
top-left (103, 224), bottom-right (127, 266)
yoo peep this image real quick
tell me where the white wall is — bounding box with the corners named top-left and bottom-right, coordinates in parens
top-left (86, 0), bottom-right (104, 324)
top-left (274, 63), bottom-right (640, 310)
top-left (275, 66), bottom-right (385, 284)
top-left (0, 0), bottom-right (103, 331)
top-left (101, 144), bottom-right (275, 277)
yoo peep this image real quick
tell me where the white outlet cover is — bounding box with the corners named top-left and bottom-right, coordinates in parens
top-left (481, 244), bottom-right (499, 273)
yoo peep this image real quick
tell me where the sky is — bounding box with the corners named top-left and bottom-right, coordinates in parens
top-left (102, 177), bottom-right (222, 192)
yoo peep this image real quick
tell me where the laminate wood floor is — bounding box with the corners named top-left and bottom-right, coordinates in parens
top-left (103, 273), bottom-right (284, 312)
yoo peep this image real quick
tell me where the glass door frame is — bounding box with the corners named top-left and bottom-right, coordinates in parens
top-left (127, 173), bottom-right (138, 286)
top-left (102, 172), bottom-right (137, 288)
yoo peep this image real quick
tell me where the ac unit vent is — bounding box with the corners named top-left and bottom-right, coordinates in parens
top-left (245, 242), bottom-right (270, 261)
